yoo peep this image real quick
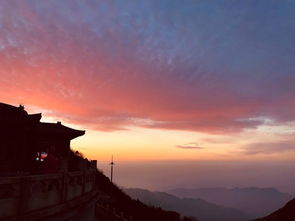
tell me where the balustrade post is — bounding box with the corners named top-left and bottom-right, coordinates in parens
top-left (82, 170), bottom-right (86, 195)
top-left (18, 177), bottom-right (30, 216)
top-left (61, 172), bottom-right (68, 203)
top-left (91, 170), bottom-right (97, 190)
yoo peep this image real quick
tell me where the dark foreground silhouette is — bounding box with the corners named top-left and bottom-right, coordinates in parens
top-left (253, 198), bottom-right (295, 221)
top-left (0, 102), bottom-right (195, 221)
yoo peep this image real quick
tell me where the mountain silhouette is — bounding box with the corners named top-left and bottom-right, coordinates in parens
top-left (168, 187), bottom-right (292, 218)
top-left (253, 198), bottom-right (295, 221)
top-left (124, 188), bottom-right (249, 221)
top-left (95, 172), bottom-right (196, 221)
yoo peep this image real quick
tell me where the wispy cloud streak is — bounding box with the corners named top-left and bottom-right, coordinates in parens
top-left (176, 143), bottom-right (203, 150)
top-left (0, 0), bottom-right (295, 133)
top-left (240, 142), bottom-right (295, 155)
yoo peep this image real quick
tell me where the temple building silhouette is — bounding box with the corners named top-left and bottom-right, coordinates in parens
top-left (0, 103), bottom-right (98, 220)
top-left (0, 103), bottom-right (85, 174)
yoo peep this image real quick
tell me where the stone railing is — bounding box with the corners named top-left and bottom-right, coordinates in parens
top-left (0, 169), bottom-right (97, 220)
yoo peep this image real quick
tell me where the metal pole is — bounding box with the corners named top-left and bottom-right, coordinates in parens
top-left (110, 155), bottom-right (114, 183)
top-left (110, 155), bottom-right (115, 198)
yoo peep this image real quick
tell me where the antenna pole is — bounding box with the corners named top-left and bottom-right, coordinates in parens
top-left (110, 155), bottom-right (114, 183)
top-left (109, 155), bottom-right (115, 198)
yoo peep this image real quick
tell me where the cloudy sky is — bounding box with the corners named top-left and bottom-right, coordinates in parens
top-left (1, 0), bottom-right (295, 163)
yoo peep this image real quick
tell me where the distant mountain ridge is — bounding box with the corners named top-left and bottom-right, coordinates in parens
top-left (253, 198), bottom-right (295, 221)
top-left (168, 187), bottom-right (293, 219)
top-left (95, 171), bottom-right (196, 221)
top-left (124, 188), bottom-right (249, 221)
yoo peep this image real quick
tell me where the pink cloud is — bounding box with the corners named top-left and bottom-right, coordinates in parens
top-left (0, 1), bottom-right (295, 134)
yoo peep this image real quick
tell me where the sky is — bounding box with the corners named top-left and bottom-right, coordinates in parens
top-left (0, 0), bottom-right (295, 191)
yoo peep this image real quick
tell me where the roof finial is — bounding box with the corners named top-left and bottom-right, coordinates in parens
top-left (19, 104), bottom-right (25, 110)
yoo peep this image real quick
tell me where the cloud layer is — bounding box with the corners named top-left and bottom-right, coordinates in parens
top-left (0, 0), bottom-right (295, 133)
top-left (240, 142), bottom-right (295, 155)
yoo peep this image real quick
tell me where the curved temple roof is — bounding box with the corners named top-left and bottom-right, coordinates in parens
top-left (0, 102), bottom-right (85, 139)
top-left (0, 103), bottom-right (28, 120)
top-left (38, 122), bottom-right (85, 139)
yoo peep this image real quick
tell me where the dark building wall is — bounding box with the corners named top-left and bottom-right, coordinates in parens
top-left (0, 103), bottom-right (84, 174)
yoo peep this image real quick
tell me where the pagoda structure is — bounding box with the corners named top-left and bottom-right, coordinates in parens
top-left (0, 102), bottom-right (85, 174)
